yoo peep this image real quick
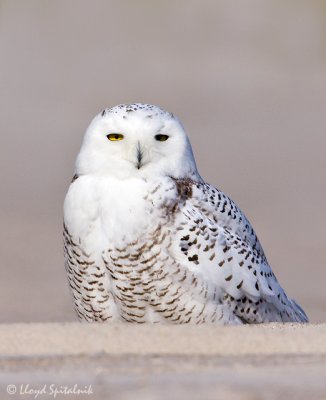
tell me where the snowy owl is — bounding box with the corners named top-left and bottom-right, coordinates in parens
top-left (64, 103), bottom-right (308, 324)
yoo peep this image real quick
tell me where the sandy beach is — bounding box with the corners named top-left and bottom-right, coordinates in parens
top-left (1, 323), bottom-right (326, 400)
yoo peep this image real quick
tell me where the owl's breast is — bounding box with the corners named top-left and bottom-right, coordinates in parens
top-left (64, 174), bottom-right (177, 253)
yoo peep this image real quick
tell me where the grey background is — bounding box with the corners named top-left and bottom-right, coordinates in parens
top-left (0, 0), bottom-right (325, 323)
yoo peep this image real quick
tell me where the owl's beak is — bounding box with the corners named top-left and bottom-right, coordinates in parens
top-left (136, 141), bottom-right (143, 169)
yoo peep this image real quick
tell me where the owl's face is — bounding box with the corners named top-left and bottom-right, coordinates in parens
top-left (76, 104), bottom-right (199, 180)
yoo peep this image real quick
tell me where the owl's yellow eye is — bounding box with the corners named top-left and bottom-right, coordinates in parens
top-left (107, 133), bottom-right (124, 141)
top-left (155, 134), bottom-right (169, 142)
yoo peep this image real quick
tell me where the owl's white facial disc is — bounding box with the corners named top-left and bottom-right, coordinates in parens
top-left (76, 103), bottom-right (199, 180)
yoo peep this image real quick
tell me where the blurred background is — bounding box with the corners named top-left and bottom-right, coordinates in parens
top-left (0, 0), bottom-right (325, 323)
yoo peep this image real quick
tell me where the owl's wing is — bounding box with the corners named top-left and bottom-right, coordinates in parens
top-left (170, 179), bottom-right (308, 323)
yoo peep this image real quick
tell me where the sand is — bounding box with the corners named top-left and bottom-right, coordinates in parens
top-left (1, 323), bottom-right (326, 400)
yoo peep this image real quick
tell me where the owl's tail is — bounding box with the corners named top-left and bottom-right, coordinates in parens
top-left (290, 299), bottom-right (309, 323)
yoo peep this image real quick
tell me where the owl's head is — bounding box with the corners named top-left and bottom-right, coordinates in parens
top-left (76, 103), bottom-right (199, 180)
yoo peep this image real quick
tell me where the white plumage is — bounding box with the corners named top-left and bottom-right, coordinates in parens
top-left (64, 103), bottom-right (308, 324)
